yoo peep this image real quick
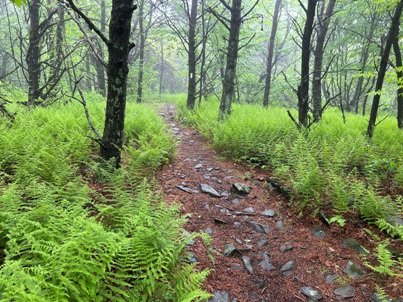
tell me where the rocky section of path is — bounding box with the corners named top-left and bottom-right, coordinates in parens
top-left (156, 104), bottom-right (399, 302)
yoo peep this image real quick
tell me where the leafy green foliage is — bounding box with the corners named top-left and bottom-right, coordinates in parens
top-left (0, 99), bottom-right (209, 301)
top-left (176, 98), bottom-right (403, 237)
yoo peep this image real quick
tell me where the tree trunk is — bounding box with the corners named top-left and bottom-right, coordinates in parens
top-left (159, 40), bottom-right (164, 97)
top-left (96, 0), bottom-right (106, 96)
top-left (393, 35), bottom-right (403, 129)
top-left (263, 0), bottom-right (281, 108)
top-left (312, 0), bottom-right (336, 121)
top-left (136, 0), bottom-right (145, 103)
top-left (367, 0), bottom-right (403, 138)
top-left (100, 0), bottom-right (135, 166)
top-left (219, 0), bottom-right (242, 120)
top-left (297, 0), bottom-right (317, 127)
top-left (27, 0), bottom-right (41, 105)
top-left (186, 0), bottom-right (198, 109)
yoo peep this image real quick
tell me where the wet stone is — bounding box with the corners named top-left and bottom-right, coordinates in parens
top-left (334, 286), bottom-right (355, 299)
top-left (194, 163), bottom-right (203, 169)
top-left (342, 238), bottom-right (366, 254)
top-left (214, 218), bottom-right (227, 225)
top-left (176, 185), bottom-right (193, 194)
top-left (280, 260), bottom-right (295, 276)
top-left (199, 184), bottom-right (221, 197)
top-left (262, 209), bottom-right (277, 217)
top-left (244, 207), bottom-right (255, 213)
top-left (223, 243), bottom-right (251, 257)
top-left (209, 291), bottom-right (230, 302)
top-left (258, 239), bottom-right (268, 247)
top-left (276, 220), bottom-right (285, 230)
top-left (232, 183), bottom-right (252, 194)
top-left (311, 225), bottom-right (326, 238)
top-left (205, 228), bottom-right (213, 235)
top-left (344, 260), bottom-right (365, 278)
top-left (206, 167), bottom-right (214, 172)
top-left (260, 253), bottom-right (275, 271)
top-left (301, 287), bottom-right (323, 301)
top-left (325, 273), bottom-right (337, 283)
top-left (187, 252), bottom-right (198, 263)
top-left (242, 256), bottom-right (254, 274)
top-left (231, 199), bottom-right (241, 205)
top-left (247, 221), bottom-right (270, 234)
top-left (280, 242), bottom-right (293, 252)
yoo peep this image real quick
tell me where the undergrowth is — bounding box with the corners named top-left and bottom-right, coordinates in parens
top-left (174, 96), bottom-right (403, 280)
top-left (0, 98), bottom-right (210, 301)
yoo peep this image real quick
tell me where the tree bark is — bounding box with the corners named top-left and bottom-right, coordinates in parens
top-left (393, 34), bottom-right (403, 129)
top-left (186, 0), bottom-right (198, 109)
top-left (136, 0), bottom-right (145, 103)
top-left (297, 0), bottom-right (317, 127)
top-left (100, 0), bottom-right (136, 166)
top-left (312, 0), bottom-right (336, 121)
top-left (27, 0), bottom-right (41, 105)
top-left (219, 0), bottom-right (242, 120)
top-left (263, 0), bottom-right (281, 108)
top-left (367, 0), bottom-right (403, 138)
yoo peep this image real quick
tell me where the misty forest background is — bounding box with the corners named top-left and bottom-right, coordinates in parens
top-left (0, 0), bottom-right (403, 300)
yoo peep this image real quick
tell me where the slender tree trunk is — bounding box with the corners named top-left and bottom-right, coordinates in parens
top-left (136, 0), bottom-right (145, 103)
top-left (263, 0), bottom-right (281, 108)
top-left (393, 35), bottom-right (403, 129)
top-left (95, 0), bottom-right (106, 96)
top-left (297, 0), bottom-right (317, 127)
top-left (159, 40), bottom-right (164, 97)
top-left (27, 0), bottom-right (41, 105)
top-left (100, 0), bottom-right (135, 166)
top-left (186, 0), bottom-right (198, 109)
top-left (312, 0), bottom-right (336, 121)
top-left (219, 0), bottom-right (242, 120)
top-left (367, 0), bottom-right (403, 138)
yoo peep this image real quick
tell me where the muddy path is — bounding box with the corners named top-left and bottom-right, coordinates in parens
top-left (156, 104), bottom-right (378, 302)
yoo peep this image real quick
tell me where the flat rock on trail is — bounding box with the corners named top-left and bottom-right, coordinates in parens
top-left (156, 104), bottom-right (378, 302)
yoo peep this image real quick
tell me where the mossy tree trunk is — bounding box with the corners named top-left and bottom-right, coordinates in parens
top-left (297, 0), bottom-right (317, 127)
top-left (218, 0), bottom-right (242, 120)
top-left (367, 0), bottom-right (403, 138)
top-left (100, 0), bottom-right (136, 166)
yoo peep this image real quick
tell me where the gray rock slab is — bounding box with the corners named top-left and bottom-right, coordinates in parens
top-left (280, 260), bottom-right (295, 276)
top-left (334, 286), bottom-right (355, 299)
top-left (187, 252), bottom-right (199, 263)
top-left (301, 286), bottom-right (323, 301)
top-left (205, 228), bottom-right (213, 235)
top-left (176, 185), bottom-right (193, 193)
top-left (244, 207), bottom-right (255, 213)
top-left (223, 243), bottom-right (251, 257)
top-left (232, 183), bottom-right (252, 194)
top-left (276, 220), bottom-right (286, 230)
top-left (280, 242), bottom-right (293, 253)
top-left (194, 163), bottom-right (203, 169)
top-left (242, 256), bottom-right (254, 274)
top-left (344, 260), bottom-right (365, 278)
top-left (312, 225), bottom-right (326, 238)
top-left (342, 238), bottom-right (366, 254)
top-left (199, 184), bottom-right (221, 197)
top-left (260, 253), bottom-right (275, 271)
top-left (231, 199), bottom-right (241, 204)
top-left (262, 209), bottom-right (277, 217)
top-left (209, 291), bottom-right (230, 302)
top-left (247, 221), bottom-right (270, 234)
top-left (325, 273), bottom-right (337, 283)
top-left (206, 167), bottom-right (214, 172)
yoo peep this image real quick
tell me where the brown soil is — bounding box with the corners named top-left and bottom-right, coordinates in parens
top-left (156, 104), bottom-right (403, 302)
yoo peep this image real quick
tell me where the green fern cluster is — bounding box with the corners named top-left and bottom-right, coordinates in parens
top-left (175, 97), bottom-right (403, 235)
top-left (0, 176), bottom-right (210, 301)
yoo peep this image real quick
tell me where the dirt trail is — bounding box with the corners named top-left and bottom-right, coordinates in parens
top-left (156, 104), bottom-right (376, 302)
